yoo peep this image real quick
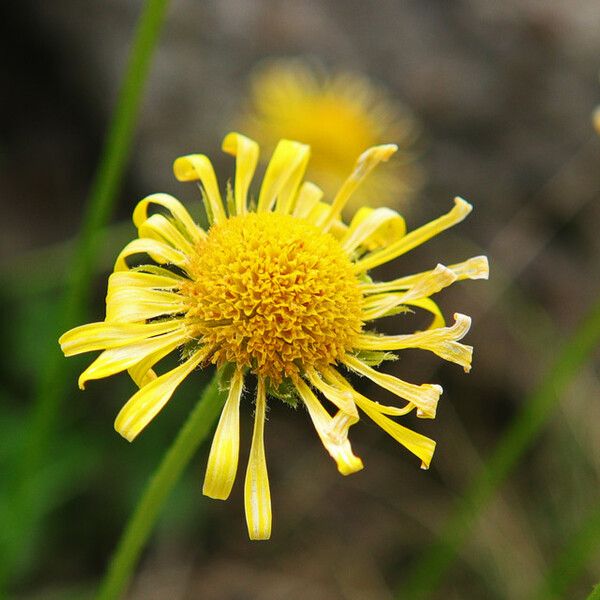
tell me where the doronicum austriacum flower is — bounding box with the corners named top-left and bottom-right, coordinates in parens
top-left (239, 58), bottom-right (422, 213)
top-left (59, 132), bottom-right (488, 540)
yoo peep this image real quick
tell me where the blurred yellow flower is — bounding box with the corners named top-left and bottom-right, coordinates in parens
top-left (239, 59), bottom-right (422, 213)
top-left (60, 132), bottom-right (487, 540)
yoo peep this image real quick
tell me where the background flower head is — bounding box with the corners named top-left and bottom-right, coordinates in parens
top-left (238, 58), bottom-right (423, 214)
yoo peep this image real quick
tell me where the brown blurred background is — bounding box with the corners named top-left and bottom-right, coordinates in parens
top-left (2, 1), bottom-right (600, 599)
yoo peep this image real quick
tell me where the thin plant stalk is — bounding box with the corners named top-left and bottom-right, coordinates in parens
top-left (400, 291), bottom-right (600, 599)
top-left (0, 0), bottom-right (171, 590)
top-left (588, 583), bottom-right (600, 600)
top-left (532, 505), bottom-right (600, 600)
top-left (96, 375), bottom-right (225, 600)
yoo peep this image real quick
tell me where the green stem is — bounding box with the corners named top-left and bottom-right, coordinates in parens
top-left (25, 0), bottom-right (172, 479)
top-left (587, 583), bottom-right (600, 600)
top-left (97, 376), bottom-right (225, 600)
top-left (400, 291), bottom-right (600, 599)
top-left (531, 505), bottom-right (600, 599)
top-left (0, 0), bottom-right (171, 591)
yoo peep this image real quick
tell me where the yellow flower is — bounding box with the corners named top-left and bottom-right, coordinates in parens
top-left (239, 59), bottom-right (422, 212)
top-left (59, 132), bottom-right (487, 540)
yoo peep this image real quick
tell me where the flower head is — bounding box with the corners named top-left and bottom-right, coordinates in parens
top-left (59, 132), bottom-right (487, 540)
top-left (239, 59), bottom-right (422, 212)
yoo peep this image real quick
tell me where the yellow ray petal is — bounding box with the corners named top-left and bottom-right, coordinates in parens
top-left (106, 287), bottom-right (187, 323)
top-left (341, 206), bottom-right (406, 254)
top-left (132, 193), bottom-right (204, 243)
top-left (107, 270), bottom-right (184, 292)
top-left (360, 265), bottom-right (457, 321)
top-left (173, 154), bottom-right (226, 224)
top-left (295, 378), bottom-right (363, 476)
top-left (357, 397), bottom-right (436, 469)
top-left (244, 379), bottom-right (271, 540)
top-left (316, 144), bottom-right (397, 231)
top-left (203, 369), bottom-right (245, 500)
top-left (114, 238), bottom-right (188, 272)
top-left (138, 213), bottom-right (195, 255)
top-left (305, 368), bottom-right (358, 420)
top-left (222, 132), bottom-right (260, 215)
top-left (292, 181), bottom-right (324, 219)
top-left (354, 197), bottom-right (473, 273)
top-left (362, 255), bottom-right (489, 294)
top-left (343, 354), bottom-right (442, 418)
top-left (78, 330), bottom-right (185, 389)
top-left (324, 368), bottom-right (415, 417)
top-left (402, 297), bottom-right (446, 330)
top-left (256, 139), bottom-right (310, 214)
top-left (114, 349), bottom-right (205, 441)
top-left (59, 319), bottom-right (185, 356)
top-left (356, 313), bottom-right (473, 372)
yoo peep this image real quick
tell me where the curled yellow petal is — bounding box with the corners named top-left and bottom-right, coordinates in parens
top-left (173, 154), bottom-right (226, 224)
top-left (256, 139), bottom-right (310, 214)
top-left (222, 132), bottom-right (260, 215)
top-left (354, 197), bottom-right (473, 273)
top-left (203, 369), bottom-right (244, 500)
top-left (244, 379), bottom-right (271, 540)
top-left (78, 329), bottom-right (185, 389)
top-left (316, 144), bottom-right (397, 231)
top-left (114, 349), bottom-right (205, 442)
top-left (295, 378), bottom-right (363, 476)
top-left (59, 319), bottom-right (185, 356)
top-left (341, 206), bottom-right (406, 253)
top-left (132, 193), bottom-right (204, 243)
top-left (356, 313), bottom-right (473, 372)
top-left (114, 238), bottom-right (188, 272)
top-left (344, 354), bottom-right (442, 419)
top-left (292, 181), bottom-right (323, 219)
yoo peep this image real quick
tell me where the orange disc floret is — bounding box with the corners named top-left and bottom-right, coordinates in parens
top-left (183, 212), bottom-right (363, 382)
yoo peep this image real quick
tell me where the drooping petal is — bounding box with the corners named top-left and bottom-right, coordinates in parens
top-left (244, 379), bottom-right (271, 540)
top-left (356, 313), bottom-right (473, 372)
top-left (360, 265), bottom-right (457, 321)
top-left (402, 297), bottom-right (446, 330)
top-left (256, 139), bottom-right (310, 214)
top-left (203, 369), bottom-right (245, 500)
top-left (305, 368), bottom-right (358, 420)
top-left (316, 144), bottom-right (398, 231)
top-left (173, 154), bottom-right (226, 224)
top-left (137, 213), bottom-right (196, 255)
top-left (132, 193), bottom-right (204, 243)
top-left (107, 270), bottom-right (184, 292)
top-left (361, 255), bottom-right (489, 294)
top-left (78, 329), bottom-right (185, 389)
top-left (354, 197), bottom-right (473, 273)
top-left (343, 354), bottom-right (442, 418)
top-left (222, 132), bottom-right (260, 215)
top-left (114, 238), bottom-right (188, 272)
top-left (114, 349), bottom-right (205, 441)
top-left (59, 319), bottom-right (186, 356)
top-left (105, 287), bottom-right (188, 323)
top-left (294, 378), bottom-right (363, 476)
top-left (341, 206), bottom-right (406, 254)
top-left (357, 398), bottom-right (436, 469)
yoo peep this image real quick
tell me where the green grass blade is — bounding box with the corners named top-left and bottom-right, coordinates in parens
top-left (24, 0), bottom-right (171, 478)
top-left (96, 375), bottom-right (225, 600)
top-left (399, 291), bottom-right (600, 599)
top-left (0, 0), bottom-right (171, 591)
top-left (588, 583), bottom-right (600, 600)
top-left (531, 505), bottom-right (600, 599)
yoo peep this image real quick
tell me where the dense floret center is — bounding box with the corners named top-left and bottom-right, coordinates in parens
top-left (183, 212), bottom-right (363, 382)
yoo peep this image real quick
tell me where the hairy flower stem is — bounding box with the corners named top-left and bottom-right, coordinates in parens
top-left (97, 375), bottom-right (225, 600)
